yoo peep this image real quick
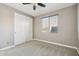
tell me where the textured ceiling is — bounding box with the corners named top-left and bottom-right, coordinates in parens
top-left (4, 3), bottom-right (76, 17)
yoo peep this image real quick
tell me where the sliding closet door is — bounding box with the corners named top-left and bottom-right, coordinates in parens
top-left (14, 13), bottom-right (32, 45)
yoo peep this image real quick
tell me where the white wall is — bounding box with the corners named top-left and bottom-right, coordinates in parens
top-left (0, 4), bottom-right (33, 49)
top-left (77, 4), bottom-right (79, 51)
top-left (34, 5), bottom-right (77, 47)
top-left (0, 4), bottom-right (14, 48)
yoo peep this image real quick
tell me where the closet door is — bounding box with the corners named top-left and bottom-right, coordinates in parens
top-left (14, 13), bottom-right (32, 45)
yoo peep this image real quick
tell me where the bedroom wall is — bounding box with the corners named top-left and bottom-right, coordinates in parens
top-left (0, 4), bottom-right (32, 49)
top-left (77, 4), bottom-right (79, 52)
top-left (34, 5), bottom-right (78, 47)
top-left (0, 4), bottom-right (14, 48)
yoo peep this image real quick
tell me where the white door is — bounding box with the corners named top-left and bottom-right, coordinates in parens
top-left (14, 13), bottom-right (32, 45)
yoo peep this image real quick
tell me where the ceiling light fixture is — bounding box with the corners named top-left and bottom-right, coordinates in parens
top-left (22, 3), bottom-right (46, 10)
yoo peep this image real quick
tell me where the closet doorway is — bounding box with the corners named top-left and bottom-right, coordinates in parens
top-left (14, 13), bottom-right (33, 45)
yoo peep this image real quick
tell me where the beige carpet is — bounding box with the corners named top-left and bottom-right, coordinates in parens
top-left (0, 40), bottom-right (78, 56)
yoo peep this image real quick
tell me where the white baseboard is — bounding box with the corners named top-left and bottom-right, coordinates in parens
top-left (34, 39), bottom-right (77, 50)
top-left (76, 48), bottom-right (79, 54)
top-left (0, 40), bottom-right (32, 51)
top-left (0, 45), bottom-right (15, 51)
top-left (0, 39), bottom-right (79, 54)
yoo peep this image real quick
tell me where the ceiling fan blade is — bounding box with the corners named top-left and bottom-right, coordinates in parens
top-left (38, 3), bottom-right (46, 7)
top-left (33, 5), bottom-right (36, 10)
top-left (22, 3), bottom-right (31, 5)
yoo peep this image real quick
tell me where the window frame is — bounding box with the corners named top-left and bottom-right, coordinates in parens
top-left (41, 14), bottom-right (58, 32)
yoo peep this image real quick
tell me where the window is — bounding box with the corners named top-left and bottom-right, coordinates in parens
top-left (42, 15), bottom-right (58, 32)
top-left (50, 15), bottom-right (58, 32)
top-left (42, 17), bottom-right (49, 32)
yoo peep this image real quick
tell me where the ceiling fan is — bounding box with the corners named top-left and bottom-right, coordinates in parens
top-left (22, 3), bottom-right (46, 10)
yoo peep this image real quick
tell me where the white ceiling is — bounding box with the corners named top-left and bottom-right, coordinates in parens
top-left (4, 3), bottom-right (76, 17)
